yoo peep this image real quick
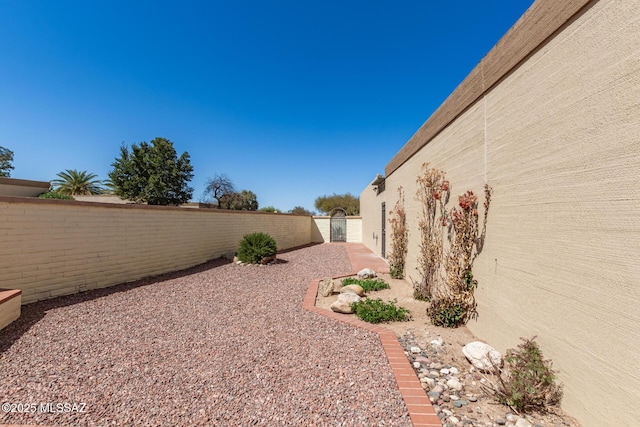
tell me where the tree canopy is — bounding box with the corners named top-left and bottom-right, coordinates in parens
top-left (108, 137), bottom-right (194, 205)
top-left (0, 146), bottom-right (15, 177)
top-left (203, 174), bottom-right (258, 210)
top-left (314, 193), bottom-right (359, 215)
top-left (289, 206), bottom-right (314, 215)
top-left (52, 169), bottom-right (103, 195)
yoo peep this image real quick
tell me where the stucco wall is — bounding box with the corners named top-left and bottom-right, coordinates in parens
top-left (1, 197), bottom-right (312, 304)
top-left (0, 177), bottom-right (50, 197)
top-left (361, 0), bottom-right (640, 425)
top-left (312, 217), bottom-right (362, 243)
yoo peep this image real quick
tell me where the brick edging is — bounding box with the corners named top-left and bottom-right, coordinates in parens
top-left (302, 278), bottom-right (442, 427)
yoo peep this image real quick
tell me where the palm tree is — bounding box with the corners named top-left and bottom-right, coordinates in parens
top-left (52, 169), bottom-right (103, 195)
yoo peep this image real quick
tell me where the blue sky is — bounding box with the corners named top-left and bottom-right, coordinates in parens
top-left (0, 0), bottom-right (534, 212)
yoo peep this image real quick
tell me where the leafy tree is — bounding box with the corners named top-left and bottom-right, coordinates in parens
top-left (259, 206), bottom-right (279, 213)
top-left (203, 173), bottom-right (236, 207)
top-left (289, 206), bottom-right (314, 215)
top-left (0, 146), bottom-right (15, 177)
top-left (219, 189), bottom-right (258, 210)
top-left (109, 137), bottom-right (194, 205)
top-left (314, 193), bottom-right (359, 215)
top-left (52, 169), bottom-right (103, 195)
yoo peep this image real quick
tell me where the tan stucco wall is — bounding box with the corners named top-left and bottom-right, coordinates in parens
top-left (312, 217), bottom-right (362, 243)
top-left (1, 197), bottom-right (312, 304)
top-left (0, 177), bottom-right (50, 197)
top-left (361, 1), bottom-right (640, 425)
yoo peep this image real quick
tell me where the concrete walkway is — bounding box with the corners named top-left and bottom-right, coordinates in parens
top-left (303, 243), bottom-right (442, 427)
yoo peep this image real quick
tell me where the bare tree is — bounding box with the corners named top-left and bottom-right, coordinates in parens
top-left (202, 174), bottom-right (236, 207)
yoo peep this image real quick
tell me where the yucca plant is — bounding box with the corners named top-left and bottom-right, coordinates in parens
top-left (51, 169), bottom-right (103, 195)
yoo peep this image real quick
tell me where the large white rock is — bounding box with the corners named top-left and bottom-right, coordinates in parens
top-left (330, 292), bottom-right (361, 314)
top-left (357, 268), bottom-right (376, 279)
top-left (462, 341), bottom-right (502, 372)
top-left (339, 284), bottom-right (365, 297)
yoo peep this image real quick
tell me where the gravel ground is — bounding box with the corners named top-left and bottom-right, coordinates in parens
top-left (0, 244), bottom-right (412, 427)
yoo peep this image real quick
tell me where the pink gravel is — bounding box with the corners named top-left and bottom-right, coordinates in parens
top-left (0, 243), bottom-right (411, 426)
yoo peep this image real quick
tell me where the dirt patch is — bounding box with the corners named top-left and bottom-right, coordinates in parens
top-left (316, 273), bottom-right (582, 427)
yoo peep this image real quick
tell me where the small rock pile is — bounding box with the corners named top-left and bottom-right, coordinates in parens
top-left (398, 333), bottom-right (571, 427)
top-left (321, 268), bottom-right (376, 314)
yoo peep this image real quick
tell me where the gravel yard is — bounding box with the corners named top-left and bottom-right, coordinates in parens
top-left (0, 243), bottom-right (411, 426)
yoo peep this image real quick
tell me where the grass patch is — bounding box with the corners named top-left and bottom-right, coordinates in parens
top-left (341, 277), bottom-right (390, 292)
top-left (351, 298), bottom-right (411, 324)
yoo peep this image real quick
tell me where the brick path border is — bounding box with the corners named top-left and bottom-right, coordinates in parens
top-left (302, 243), bottom-right (442, 427)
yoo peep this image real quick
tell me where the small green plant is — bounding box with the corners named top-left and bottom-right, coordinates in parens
top-left (489, 337), bottom-right (563, 413)
top-left (341, 277), bottom-right (390, 292)
top-left (427, 297), bottom-right (467, 328)
top-left (351, 298), bottom-right (411, 324)
top-left (38, 191), bottom-right (75, 200)
top-left (237, 232), bottom-right (277, 264)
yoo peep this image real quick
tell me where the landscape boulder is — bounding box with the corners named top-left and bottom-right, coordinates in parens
top-left (462, 341), bottom-right (502, 372)
top-left (330, 293), bottom-right (361, 314)
top-left (339, 284), bottom-right (365, 297)
top-left (319, 278), bottom-right (335, 297)
top-left (357, 268), bottom-right (376, 279)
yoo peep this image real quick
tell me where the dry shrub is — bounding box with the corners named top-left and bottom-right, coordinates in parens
top-left (388, 186), bottom-right (409, 279)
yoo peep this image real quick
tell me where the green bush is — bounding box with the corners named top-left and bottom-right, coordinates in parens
top-left (494, 337), bottom-right (563, 412)
top-left (341, 277), bottom-right (390, 292)
top-left (427, 297), bottom-right (467, 328)
top-left (237, 232), bottom-right (277, 264)
top-left (351, 298), bottom-right (411, 324)
top-left (38, 191), bottom-right (74, 200)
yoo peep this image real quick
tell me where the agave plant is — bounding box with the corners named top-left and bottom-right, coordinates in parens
top-left (51, 169), bottom-right (103, 195)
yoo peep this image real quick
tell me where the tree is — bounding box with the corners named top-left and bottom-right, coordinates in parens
top-left (0, 146), bottom-right (14, 177)
top-left (203, 174), bottom-right (235, 207)
top-left (109, 137), bottom-right (194, 205)
top-left (52, 169), bottom-right (103, 195)
top-left (314, 193), bottom-right (359, 215)
top-left (259, 206), bottom-right (279, 213)
top-left (289, 206), bottom-right (314, 215)
top-left (203, 175), bottom-right (258, 210)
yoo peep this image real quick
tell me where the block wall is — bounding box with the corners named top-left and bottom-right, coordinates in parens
top-left (0, 197), bottom-right (312, 304)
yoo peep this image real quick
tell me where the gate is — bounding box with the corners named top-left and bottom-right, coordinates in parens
top-left (330, 209), bottom-right (347, 242)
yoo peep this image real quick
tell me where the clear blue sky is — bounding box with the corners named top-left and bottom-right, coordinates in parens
top-left (0, 0), bottom-right (533, 212)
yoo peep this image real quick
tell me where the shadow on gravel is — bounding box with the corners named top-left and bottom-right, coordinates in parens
top-left (0, 257), bottom-right (231, 356)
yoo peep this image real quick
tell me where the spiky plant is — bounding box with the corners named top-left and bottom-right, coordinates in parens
top-left (52, 169), bottom-right (103, 196)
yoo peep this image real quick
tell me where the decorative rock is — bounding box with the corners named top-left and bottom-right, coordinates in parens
top-left (468, 396), bottom-right (478, 402)
top-left (410, 346), bottom-right (422, 354)
top-left (340, 284), bottom-right (365, 297)
top-left (431, 385), bottom-right (444, 394)
top-left (430, 337), bottom-right (444, 346)
top-left (426, 378), bottom-right (436, 387)
top-left (506, 414), bottom-right (517, 422)
top-left (319, 278), bottom-right (335, 297)
top-left (449, 416), bottom-right (460, 424)
top-left (462, 341), bottom-right (502, 372)
top-left (495, 418), bottom-right (506, 425)
top-left (427, 391), bottom-right (440, 399)
top-left (428, 371), bottom-right (440, 378)
top-left (330, 292), bottom-right (360, 314)
top-left (447, 377), bottom-right (463, 391)
top-left (453, 400), bottom-right (467, 408)
top-left (515, 418), bottom-right (533, 427)
top-left (413, 362), bottom-right (421, 369)
top-left (440, 368), bottom-right (450, 375)
top-left (449, 367), bottom-right (459, 375)
top-left (415, 356), bottom-right (430, 364)
top-left (357, 268), bottom-right (376, 279)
